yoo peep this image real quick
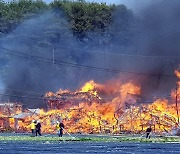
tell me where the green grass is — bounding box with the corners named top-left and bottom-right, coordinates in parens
top-left (0, 135), bottom-right (179, 143)
top-left (117, 136), bottom-right (180, 143)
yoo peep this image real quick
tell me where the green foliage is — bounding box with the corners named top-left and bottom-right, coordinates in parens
top-left (49, 0), bottom-right (134, 44)
top-left (0, 0), bottom-right (134, 43)
top-left (0, 0), bottom-right (48, 33)
top-left (50, 0), bottom-right (113, 39)
top-left (109, 4), bottom-right (134, 46)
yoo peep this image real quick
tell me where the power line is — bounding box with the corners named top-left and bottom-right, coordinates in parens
top-left (1, 48), bottom-right (53, 63)
top-left (0, 88), bottom-right (43, 96)
top-left (0, 91), bottom-right (175, 102)
top-left (0, 78), bottom-right (176, 102)
top-left (6, 34), bottom-right (180, 58)
top-left (1, 47), bottom-right (177, 78)
top-left (41, 42), bottom-right (180, 58)
top-left (0, 93), bottom-right (44, 100)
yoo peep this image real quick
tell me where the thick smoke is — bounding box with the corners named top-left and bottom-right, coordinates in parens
top-left (0, 76), bottom-right (5, 100)
top-left (88, 0), bottom-right (180, 98)
top-left (0, 10), bottom-right (94, 108)
top-left (132, 0), bottom-right (180, 96)
top-left (135, 0), bottom-right (180, 56)
top-left (1, 1), bottom-right (180, 108)
top-left (85, 0), bottom-right (180, 99)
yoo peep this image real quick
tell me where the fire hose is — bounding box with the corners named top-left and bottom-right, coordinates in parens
top-left (139, 132), bottom-right (152, 138)
top-left (43, 128), bottom-right (76, 139)
top-left (62, 127), bottom-right (76, 139)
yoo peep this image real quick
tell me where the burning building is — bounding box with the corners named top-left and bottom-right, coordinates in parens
top-left (0, 75), bottom-right (179, 135)
top-left (40, 77), bottom-right (179, 135)
top-left (0, 102), bottom-right (22, 115)
top-left (45, 91), bottom-right (102, 110)
top-left (42, 80), bottom-right (142, 134)
top-left (13, 108), bottom-right (41, 132)
top-left (0, 102), bottom-right (22, 132)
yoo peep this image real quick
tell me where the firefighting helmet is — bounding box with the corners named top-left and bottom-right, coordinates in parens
top-left (32, 120), bottom-right (35, 123)
top-left (57, 121), bottom-right (60, 124)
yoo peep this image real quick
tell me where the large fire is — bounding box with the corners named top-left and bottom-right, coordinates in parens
top-left (1, 71), bottom-right (180, 135)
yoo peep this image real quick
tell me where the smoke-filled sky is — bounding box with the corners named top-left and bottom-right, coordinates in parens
top-left (1, 0), bottom-right (180, 108)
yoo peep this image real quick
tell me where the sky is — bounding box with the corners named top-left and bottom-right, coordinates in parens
top-left (44, 0), bottom-right (155, 9)
top-left (3, 0), bottom-right (162, 13)
top-left (87, 0), bottom-right (162, 12)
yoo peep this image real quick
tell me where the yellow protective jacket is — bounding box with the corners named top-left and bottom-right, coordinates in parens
top-left (56, 124), bottom-right (60, 130)
top-left (30, 122), bottom-right (36, 130)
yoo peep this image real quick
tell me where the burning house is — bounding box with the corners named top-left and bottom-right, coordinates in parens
top-left (0, 102), bottom-right (22, 131)
top-left (0, 102), bottom-right (22, 115)
top-left (40, 79), bottom-right (179, 135)
top-left (0, 77), bottom-right (179, 135)
top-left (41, 80), bottom-right (143, 134)
top-left (13, 109), bottom-right (41, 132)
top-left (45, 91), bottom-right (102, 110)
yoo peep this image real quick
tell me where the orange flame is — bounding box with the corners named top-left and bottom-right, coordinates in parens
top-left (0, 74), bottom-right (180, 135)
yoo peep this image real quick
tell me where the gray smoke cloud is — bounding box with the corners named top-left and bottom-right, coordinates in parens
top-left (88, 0), bottom-right (180, 98)
top-left (87, 0), bottom-right (162, 12)
top-left (0, 75), bottom-right (5, 100)
top-left (1, 0), bottom-right (180, 108)
top-left (0, 10), bottom-right (94, 108)
top-left (132, 0), bottom-right (180, 96)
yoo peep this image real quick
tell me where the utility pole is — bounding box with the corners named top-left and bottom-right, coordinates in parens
top-left (52, 45), bottom-right (55, 71)
top-left (175, 83), bottom-right (179, 124)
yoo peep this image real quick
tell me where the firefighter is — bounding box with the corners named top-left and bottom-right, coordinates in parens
top-left (30, 120), bottom-right (36, 136)
top-left (56, 121), bottom-right (65, 137)
top-left (59, 121), bottom-right (65, 137)
top-left (36, 120), bottom-right (42, 136)
top-left (146, 126), bottom-right (152, 139)
top-left (56, 121), bottom-right (60, 137)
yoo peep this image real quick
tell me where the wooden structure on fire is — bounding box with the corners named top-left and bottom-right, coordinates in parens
top-left (0, 102), bottom-right (22, 115)
top-left (13, 108), bottom-right (41, 132)
top-left (45, 91), bottom-right (102, 110)
top-left (0, 102), bottom-right (22, 131)
top-left (118, 104), bottom-right (179, 134)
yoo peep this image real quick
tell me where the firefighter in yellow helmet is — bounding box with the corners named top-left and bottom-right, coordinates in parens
top-left (30, 120), bottom-right (36, 136)
top-left (56, 121), bottom-right (61, 137)
top-left (56, 121), bottom-right (64, 137)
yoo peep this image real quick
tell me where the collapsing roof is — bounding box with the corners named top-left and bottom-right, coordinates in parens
top-left (45, 92), bottom-right (102, 110)
top-left (13, 108), bottom-right (41, 119)
top-left (0, 102), bottom-right (22, 115)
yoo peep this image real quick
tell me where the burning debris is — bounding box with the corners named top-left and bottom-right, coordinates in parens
top-left (45, 91), bottom-right (101, 110)
top-left (45, 80), bottom-right (102, 110)
top-left (0, 102), bottom-right (22, 132)
top-left (0, 102), bottom-right (22, 116)
top-left (0, 73), bottom-right (180, 135)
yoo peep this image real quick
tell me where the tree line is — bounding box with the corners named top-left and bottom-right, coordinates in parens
top-left (0, 0), bottom-right (134, 44)
top-left (0, 0), bottom-right (135, 107)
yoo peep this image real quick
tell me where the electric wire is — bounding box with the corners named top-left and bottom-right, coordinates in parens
top-left (8, 34), bottom-right (180, 58)
top-left (1, 47), bottom-right (177, 78)
top-left (0, 40), bottom-right (179, 102)
top-left (0, 93), bottom-right (44, 100)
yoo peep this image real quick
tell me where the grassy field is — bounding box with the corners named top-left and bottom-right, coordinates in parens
top-left (0, 134), bottom-right (179, 143)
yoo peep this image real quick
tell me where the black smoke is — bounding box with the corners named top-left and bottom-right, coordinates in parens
top-left (88, 0), bottom-right (180, 98)
top-left (0, 10), bottom-right (93, 108)
top-left (1, 1), bottom-right (180, 108)
top-left (132, 0), bottom-right (180, 96)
